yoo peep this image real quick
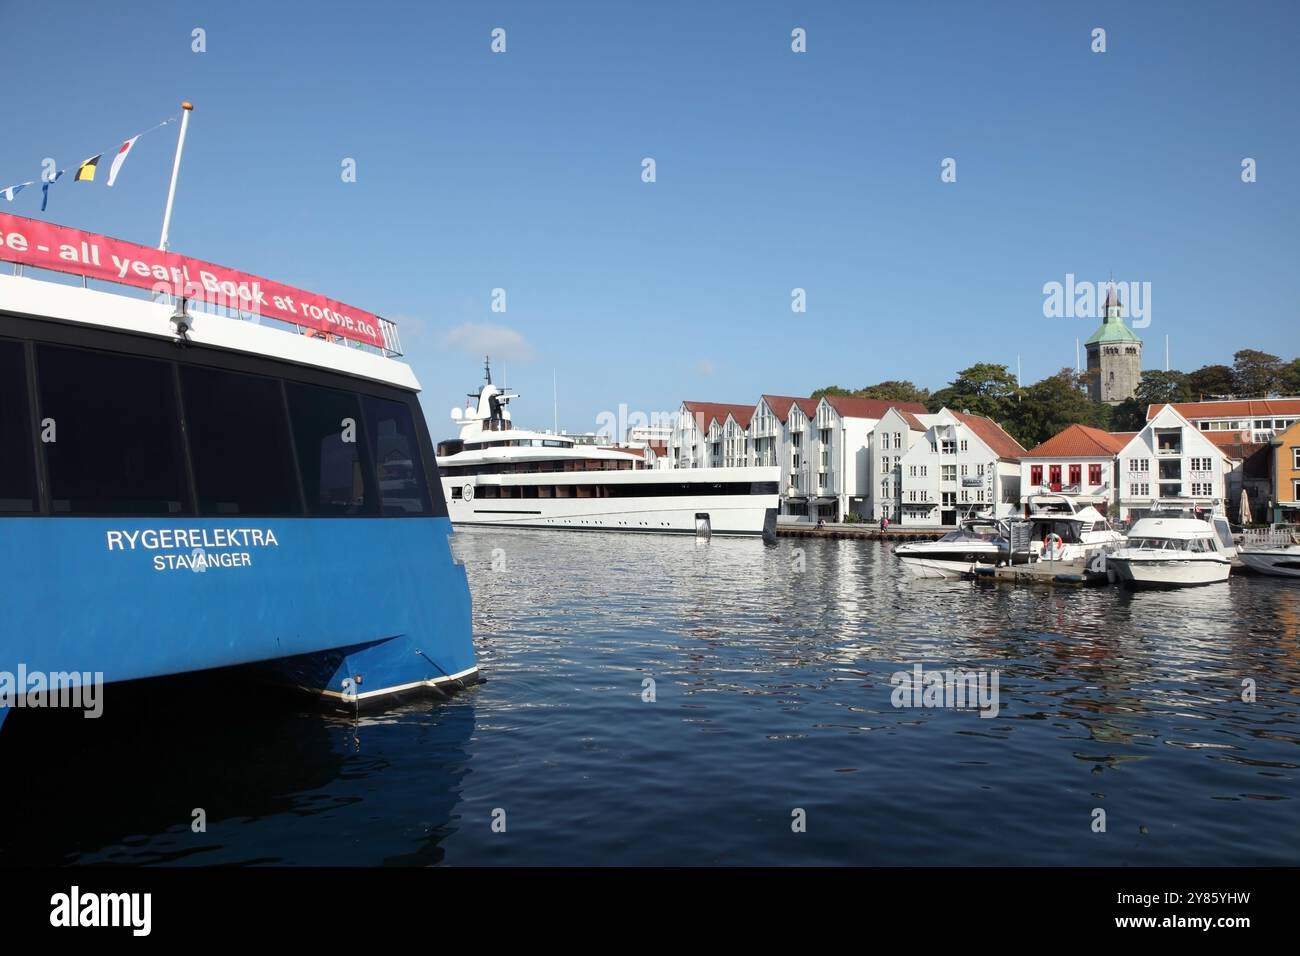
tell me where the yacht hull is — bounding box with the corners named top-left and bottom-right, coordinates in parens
top-left (1107, 555), bottom-right (1232, 588)
top-left (897, 556), bottom-right (994, 579)
top-left (1238, 548), bottom-right (1300, 578)
top-left (442, 467), bottom-right (780, 538)
top-left (445, 494), bottom-right (777, 536)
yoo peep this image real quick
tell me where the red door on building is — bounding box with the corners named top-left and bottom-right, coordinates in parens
top-left (1049, 465), bottom-right (1062, 491)
top-left (1069, 464), bottom-right (1081, 488)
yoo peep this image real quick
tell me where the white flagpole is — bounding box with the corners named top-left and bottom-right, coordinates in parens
top-left (158, 101), bottom-right (193, 251)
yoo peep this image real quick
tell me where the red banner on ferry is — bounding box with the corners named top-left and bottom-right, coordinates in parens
top-left (0, 213), bottom-right (385, 348)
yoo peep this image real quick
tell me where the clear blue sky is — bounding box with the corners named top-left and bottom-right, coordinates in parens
top-left (3, 1), bottom-right (1297, 436)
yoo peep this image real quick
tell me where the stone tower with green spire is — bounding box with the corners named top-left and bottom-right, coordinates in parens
top-left (1085, 284), bottom-right (1142, 404)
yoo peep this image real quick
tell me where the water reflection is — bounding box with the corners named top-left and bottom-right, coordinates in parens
top-left (0, 673), bottom-right (475, 866)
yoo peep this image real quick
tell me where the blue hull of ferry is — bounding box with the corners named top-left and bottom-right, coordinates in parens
top-left (0, 516), bottom-right (475, 730)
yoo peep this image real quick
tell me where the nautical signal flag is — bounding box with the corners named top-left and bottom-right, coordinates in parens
top-left (41, 170), bottom-right (65, 212)
top-left (106, 136), bottom-right (139, 187)
top-left (1, 182), bottom-right (33, 202)
top-left (74, 154), bottom-right (102, 182)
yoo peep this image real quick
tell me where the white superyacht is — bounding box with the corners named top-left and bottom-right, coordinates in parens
top-left (435, 364), bottom-right (779, 537)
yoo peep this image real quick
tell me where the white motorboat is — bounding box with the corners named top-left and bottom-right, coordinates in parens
top-left (436, 361), bottom-right (779, 537)
top-left (1106, 513), bottom-right (1233, 588)
top-left (895, 516), bottom-right (1022, 579)
top-left (1238, 531), bottom-right (1300, 578)
top-left (1021, 494), bottom-right (1126, 563)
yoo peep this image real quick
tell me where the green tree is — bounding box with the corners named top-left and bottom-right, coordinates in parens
top-left (1185, 364), bottom-right (1235, 399)
top-left (1232, 349), bottom-right (1283, 397)
top-left (1108, 398), bottom-right (1146, 432)
top-left (1134, 369), bottom-right (1191, 406)
top-left (1280, 357), bottom-right (1300, 395)
top-left (810, 385), bottom-right (854, 399)
top-left (856, 380), bottom-right (931, 404)
top-left (1006, 369), bottom-right (1097, 448)
top-left (928, 363), bottom-right (1018, 420)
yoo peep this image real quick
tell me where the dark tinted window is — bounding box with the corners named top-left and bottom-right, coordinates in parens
top-left (285, 381), bottom-right (377, 516)
top-left (363, 395), bottom-right (431, 515)
top-left (181, 365), bottom-right (302, 515)
top-left (0, 340), bottom-right (37, 513)
top-left (37, 345), bottom-right (190, 515)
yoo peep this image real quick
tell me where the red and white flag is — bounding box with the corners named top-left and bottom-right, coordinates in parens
top-left (106, 135), bottom-right (140, 187)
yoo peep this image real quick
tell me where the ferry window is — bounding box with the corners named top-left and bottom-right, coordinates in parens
top-left (285, 381), bottom-right (378, 516)
top-left (37, 345), bottom-right (190, 516)
top-left (362, 395), bottom-right (431, 515)
top-left (0, 340), bottom-right (37, 513)
top-left (180, 366), bottom-right (302, 515)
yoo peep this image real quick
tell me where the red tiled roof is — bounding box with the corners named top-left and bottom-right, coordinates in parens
top-left (952, 412), bottom-right (1027, 460)
top-left (1022, 423), bottom-right (1130, 459)
top-left (759, 394), bottom-right (819, 421)
top-left (1203, 431), bottom-right (1260, 452)
top-left (823, 395), bottom-right (928, 420)
top-left (1147, 398), bottom-right (1300, 421)
top-left (682, 401), bottom-right (754, 431)
top-left (895, 409), bottom-right (928, 431)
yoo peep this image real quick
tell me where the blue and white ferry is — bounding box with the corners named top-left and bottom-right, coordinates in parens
top-left (0, 235), bottom-right (477, 734)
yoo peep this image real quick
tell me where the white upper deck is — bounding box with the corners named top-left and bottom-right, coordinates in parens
top-left (0, 271), bottom-right (420, 391)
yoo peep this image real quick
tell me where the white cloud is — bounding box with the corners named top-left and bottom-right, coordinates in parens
top-left (441, 323), bottom-right (536, 363)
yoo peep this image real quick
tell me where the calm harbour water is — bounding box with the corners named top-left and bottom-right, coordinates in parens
top-left (2, 529), bottom-right (1298, 866)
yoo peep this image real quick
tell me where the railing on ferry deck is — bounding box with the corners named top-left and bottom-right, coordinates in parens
top-left (6, 261), bottom-right (404, 359)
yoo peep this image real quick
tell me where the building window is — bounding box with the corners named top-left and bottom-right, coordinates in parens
top-left (942, 465), bottom-right (956, 481)
top-left (1088, 463), bottom-right (1103, 486)
top-left (1129, 458), bottom-right (1149, 473)
top-left (960, 440), bottom-right (968, 452)
top-left (960, 465), bottom-right (968, 477)
top-left (941, 439), bottom-right (955, 454)
top-left (1069, 464), bottom-right (1081, 486)
top-left (1131, 482), bottom-right (1150, 497)
top-left (37, 344), bottom-right (190, 516)
top-left (285, 381), bottom-right (379, 516)
top-left (180, 365), bottom-right (302, 515)
top-left (1294, 448), bottom-right (1300, 470)
top-left (1191, 482), bottom-right (1213, 497)
top-left (1049, 465), bottom-right (1062, 487)
top-left (0, 340), bottom-right (37, 513)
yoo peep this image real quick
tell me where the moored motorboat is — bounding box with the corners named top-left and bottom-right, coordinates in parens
top-left (895, 516), bottom-right (1021, 579)
top-left (1021, 494), bottom-right (1125, 563)
top-left (1238, 537), bottom-right (1300, 578)
top-left (1106, 514), bottom-right (1233, 588)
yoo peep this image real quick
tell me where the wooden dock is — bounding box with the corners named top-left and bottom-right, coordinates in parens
top-left (971, 560), bottom-right (1108, 587)
top-left (776, 523), bottom-right (943, 542)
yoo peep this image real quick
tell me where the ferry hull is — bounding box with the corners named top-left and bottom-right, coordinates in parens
top-left (0, 516), bottom-right (476, 725)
